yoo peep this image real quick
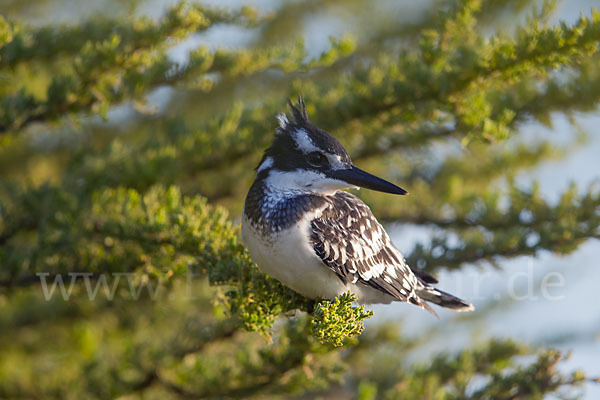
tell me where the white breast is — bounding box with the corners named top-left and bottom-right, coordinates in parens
top-left (241, 214), bottom-right (347, 299)
top-left (241, 214), bottom-right (396, 304)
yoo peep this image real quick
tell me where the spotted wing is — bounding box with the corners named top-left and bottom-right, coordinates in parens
top-left (309, 191), bottom-right (422, 304)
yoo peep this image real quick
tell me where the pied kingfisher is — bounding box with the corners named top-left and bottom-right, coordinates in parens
top-left (242, 97), bottom-right (474, 314)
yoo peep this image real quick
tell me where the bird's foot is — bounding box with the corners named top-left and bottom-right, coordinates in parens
top-left (306, 299), bottom-right (316, 315)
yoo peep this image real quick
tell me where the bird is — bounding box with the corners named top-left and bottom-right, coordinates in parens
top-left (241, 97), bottom-right (474, 315)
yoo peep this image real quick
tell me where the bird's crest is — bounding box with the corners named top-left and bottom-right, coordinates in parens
top-left (288, 95), bottom-right (309, 122)
top-left (276, 95), bottom-right (309, 130)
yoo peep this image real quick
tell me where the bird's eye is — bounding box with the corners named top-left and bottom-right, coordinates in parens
top-left (307, 151), bottom-right (328, 167)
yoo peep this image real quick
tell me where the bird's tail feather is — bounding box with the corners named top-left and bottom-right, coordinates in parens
top-left (416, 287), bottom-right (474, 312)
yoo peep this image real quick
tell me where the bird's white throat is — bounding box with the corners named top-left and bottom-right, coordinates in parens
top-left (264, 169), bottom-right (358, 195)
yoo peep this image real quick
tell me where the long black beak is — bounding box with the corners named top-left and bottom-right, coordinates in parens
top-left (331, 165), bottom-right (407, 195)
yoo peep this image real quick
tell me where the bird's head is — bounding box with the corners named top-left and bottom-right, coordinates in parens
top-left (256, 96), bottom-right (407, 196)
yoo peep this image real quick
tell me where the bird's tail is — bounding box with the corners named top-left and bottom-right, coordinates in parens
top-left (416, 286), bottom-right (474, 312)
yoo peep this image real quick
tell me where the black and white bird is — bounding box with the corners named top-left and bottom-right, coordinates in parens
top-left (242, 97), bottom-right (474, 314)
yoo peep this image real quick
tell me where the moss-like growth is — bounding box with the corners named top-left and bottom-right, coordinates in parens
top-left (312, 292), bottom-right (374, 347)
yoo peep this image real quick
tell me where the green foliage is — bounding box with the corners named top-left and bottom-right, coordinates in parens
top-left (407, 182), bottom-right (600, 271)
top-left (312, 291), bottom-right (374, 347)
top-left (0, 183), bottom-right (362, 340)
top-left (0, 16), bottom-right (12, 46)
top-left (0, 184), bottom-right (232, 283)
top-left (0, 0), bottom-right (598, 398)
top-left (356, 338), bottom-right (587, 399)
top-left (0, 2), bottom-right (256, 129)
top-left (0, 1), bottom-right (357, 133)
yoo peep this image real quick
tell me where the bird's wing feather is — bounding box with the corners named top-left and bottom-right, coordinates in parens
top-left (310, 191), bottom-right (422, 305)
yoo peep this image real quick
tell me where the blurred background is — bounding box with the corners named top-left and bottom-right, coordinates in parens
top-left (0, 0), bottom-right (599, 399)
